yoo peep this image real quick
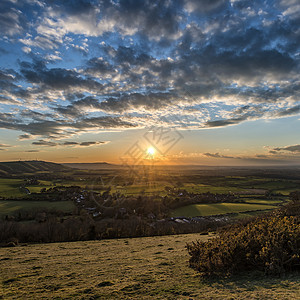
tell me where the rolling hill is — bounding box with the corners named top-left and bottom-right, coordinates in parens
top-left (0, 160), bottom-right (71, 176)
top-left (62, 162), bottom-right (115, 170)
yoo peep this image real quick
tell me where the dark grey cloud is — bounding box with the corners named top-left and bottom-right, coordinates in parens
top-left (54, 96), bottom-right (102, 117)
top-left (24, 150), bottom-right (40, 153)
top-left (44, 0), bottom-right (96, 16)
top-left (79, 141), bottom-right (106, 146)
top-left (0, 1), bottom-right (28, 36)
top-left (20, 110), bottom-right (53, 121)
top-left (269, 150), bottom-right (278, 154)
top-left (98, 92), bottom-right (177, 112)
top-left (203, 152), bottom-right (237, 159)
top-left (18, 134), bottom-right (32, 140)
top-left (32, 140), bottom-right (57, 147)
top-left (107, 0), bottom-right (182, 40)
top-left (19, 59), bottom-right (103, 92)
top-left (85, 57), bottom-right (116, 76)
top-left (63, 141), bottom-right (79, 146)
top-left (204, 116), bottom-right (249, 128)
top-left (75, 116), bottom-right (137, 129)
top-left (31, 140), bottom-right (108, 147)
top-left (272, 145), bottom-right (300, 153)
top-left (0, 111), bottom-right (136, 138)
top-left (276, 105), bottom-right (300, 117)
top-left (54, 91), bottom-right (178, 116)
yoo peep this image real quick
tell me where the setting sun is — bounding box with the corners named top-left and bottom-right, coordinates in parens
top-left (147, 146), bottom-right (156, 156)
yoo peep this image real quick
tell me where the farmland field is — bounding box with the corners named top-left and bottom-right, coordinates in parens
top-left (0, 200), bottom-right (75, 217)
top-left (241, 198), bottom-right (283, 204)
top-left (0, 179), bottom-right (27, 198)
top-left (1, 233), bottom-right (299, 299)
top-left (170, 203), bottom-right (278, 218)
top-left (0, 164), bottom-right (299, 222)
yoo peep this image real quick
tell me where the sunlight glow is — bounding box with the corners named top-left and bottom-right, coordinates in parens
top-left (147, 146), bottom-right (155, 156)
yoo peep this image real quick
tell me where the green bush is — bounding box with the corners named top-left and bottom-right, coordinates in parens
top-left (187, 212), bottom-right (300, 276)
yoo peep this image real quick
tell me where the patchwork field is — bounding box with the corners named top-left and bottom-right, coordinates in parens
top-left (0, 172), bottom-right (293, 219)
top-left (1, 233), bottom-right (299, 299)
top-left (0, 200), bottom-right (75, 217)
top-left (0, 179), bottom-right (27, 198)
top-left (1, 173), bottom-right (299, 198)
top-left (170, 203), bottom-right (278, 218)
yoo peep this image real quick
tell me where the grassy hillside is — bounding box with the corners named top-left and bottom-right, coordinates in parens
top-left (0, 161), bottom-right (70, 176)
top-left (62, 162), bottom-right (115, 170)
top-left (1, 233), bottom-right (299, 299)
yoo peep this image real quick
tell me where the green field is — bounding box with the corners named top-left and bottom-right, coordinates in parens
top-left (0, 200), bottom-right (75, 217)
top-left (170, 203), bottom-right (278, 217)
top-left (0, 179), bottom-right (56, 198)
top-left (0, 178), bottom-right (93, 198)
top-left (241, 198), bottom-right (283, 204)
top-left (1, 173), bottom-right (299, 198)
top-left (110, 182), bottom-right (249, 196)
top-left (0, 179), bottom-right (27, 198)
top-left (1, 233), bottom-right (299, 299)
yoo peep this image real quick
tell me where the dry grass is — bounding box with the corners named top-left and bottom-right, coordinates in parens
top-left (1, 233), bottom-right (300, 299)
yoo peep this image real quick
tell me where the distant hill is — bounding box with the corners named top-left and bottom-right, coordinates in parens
top-left (62, 162), bottom-right (115, 170)
top-left (0, 160), bottom-right (70, 176)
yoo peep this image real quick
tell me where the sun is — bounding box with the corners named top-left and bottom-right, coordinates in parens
top-left (147, 146), bottom-right (155, 156)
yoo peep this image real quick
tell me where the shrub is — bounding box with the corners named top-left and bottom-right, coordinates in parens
top-left (187, 212), bottom-right (300, 276)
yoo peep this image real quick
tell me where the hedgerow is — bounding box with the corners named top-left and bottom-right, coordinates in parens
top-left (187, 211), bottom-right (300, 276)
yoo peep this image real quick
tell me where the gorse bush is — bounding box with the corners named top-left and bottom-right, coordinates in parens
top-left (187, 212), bottom-right (300, 276)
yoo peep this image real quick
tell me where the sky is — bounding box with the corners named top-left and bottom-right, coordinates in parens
top-left (0, 0), bottom-right (299, 166)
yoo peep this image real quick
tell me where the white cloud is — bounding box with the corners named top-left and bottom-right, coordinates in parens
top-left (22, 46), bottom-right (31, 53)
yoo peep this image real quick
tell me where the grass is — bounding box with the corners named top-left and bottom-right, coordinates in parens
top-left (233, 210), bottom-right (272, 219)
top-left (0, 179), bottom-right (56, 198)
top-left (0, 233), bottom-right (299, 299)
top-left (0, 179), bottom-right (26, 198)
top-left (170, 203), bottom-right (278, 218)
top-left (183, 183), bottom-right (244, 194)
top-left (0, 200), bottom-right (75, 217)
top-left (241, 198), bottom-right (283, 204)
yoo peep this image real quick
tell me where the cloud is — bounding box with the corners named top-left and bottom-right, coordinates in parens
top-left (0, 143), bottom-right (11, 148)
top-left (0, 1), bottom-right (28, 36)
top-left (18, 134), bottom-right (32, 140)
top-left (98, 92), bottom-right (178, 113)
top-left (276, 105), bottom-right (300, 117)
top-left (24, 150), bottom-right (40, 153)
top-left (63, 141), bottom-right (79, 146)
top-left (203, 152), bottom-right (237, 159)
top-left (85, 57), bottom-right (116, 76)
top-left (272, 145), bottom-right (300, 153)
top-left (0, 110), bottom-right (137, 138)
top-left (37, 0), bottom-right (183, 41)
top-left (44, 53), bottom-right (62, 61)
top-left (31, 139), bottom-right (109, 147)
top-left (22, 46), bottom-right (32, 54)
top-left (62, 141), bottom-right (109, 147)
top-left (0, 0), bottom-right (299, 138)
top-left (79, 141), bottom-right (107, 146)
top-left (204, 116), bottom-right (249, 128)
top-left (184, 0), bottom-right (227, 14)
top-left (19, 59), bottom-right (103, 92)
top-left (32, 140), bottom-right (57, 147)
